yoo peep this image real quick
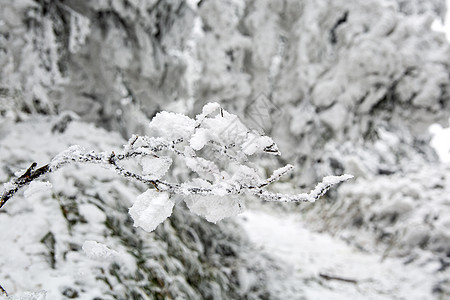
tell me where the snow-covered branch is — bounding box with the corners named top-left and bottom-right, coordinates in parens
top-left (0, 163), bottom-right (50, 209)
top-left (0, 103), bottom-right (353, 230)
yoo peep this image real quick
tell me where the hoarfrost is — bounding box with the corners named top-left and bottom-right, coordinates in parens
top-left (49, 145), bottom-right (86, 170)
top-left (195, 101), bottom-right (221, 124)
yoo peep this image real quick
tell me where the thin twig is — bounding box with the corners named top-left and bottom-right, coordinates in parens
top-left (319, 273), bottom-right (358, 284)
top-left (0, 163), bottom-right (50, 209)
top-left (0, 283), bottom-right (8, 297)
top-left (0, 147), bottom-right (351, 208)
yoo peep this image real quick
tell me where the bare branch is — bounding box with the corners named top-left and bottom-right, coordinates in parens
top-left (0, 282), bottom-right (8, 297)
top-left (319, 273), bottom-right (358, 284)
top-left (0, 163), bottom-right (50, 209)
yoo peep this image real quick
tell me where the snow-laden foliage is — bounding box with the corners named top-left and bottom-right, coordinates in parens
top-left (337, 164), bottom-right (450, 257)
top-left (192, 0), bottom-right (450, 186)
top-left (1, 0), bottom-right (449, 298)
top-left (1, 103), bottom-right (352, 233)
top-left (0, 118), bottom-right (281, 299)
top-left (0, 0), bottom-right (196, 136)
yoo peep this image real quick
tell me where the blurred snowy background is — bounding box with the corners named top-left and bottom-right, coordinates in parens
top-left (0, 0), bottom-right (450, 299)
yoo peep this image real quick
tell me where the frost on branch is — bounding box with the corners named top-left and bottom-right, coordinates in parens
top-left (0, 103), bottom-right (353, 232)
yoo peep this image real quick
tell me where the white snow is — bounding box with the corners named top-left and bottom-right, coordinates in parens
top-left (189, 128), bottom-right (209, 150)
top-left (430, 122), bottom-right (450, 163)
top-left (184, 195), bottom-right (244, 223)
top-left (242, 133), bottom-right (276, 155)
top-left (1, 290), bottom-right (47, 300)
top-left (258, 174), bottom-right (354, 203)
top-left (198, 110), bottom-right (248, 147)
top-left (23, 181), bottom-right (52, 199)
top-left (199, 102), bottom-right (220, 117)
top-left (239, 209), bottom-right (445, 300)
top-left (129, 190), bottom-right (174, 232)
top-left (148, 111), bottom-right (196, 140)
top-left (82, 240), bottom-right (136, 275)
top-left (78, 203), bottom-right (106, 224)
top-left (82, 240), bottom-right (119, 261)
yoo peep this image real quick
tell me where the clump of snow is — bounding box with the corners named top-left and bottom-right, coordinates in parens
top-left (185, 195), bottom-right (244, 223)
top-left (82, 240), bottom-right (119, 261)
top-left (148, 111), bottom-right (196, 140)
top-left (242, 133), bottom-right (277, 155)
top-left (188, 104), bottom-right (280, 157)
top-left (195, 101), bottom-right (221, 125)
top-left (189, 128), bottom-right (209, 150)
top-left (196, 109), bottom-right (248, 147)
top-left (322, 174), bottom-right (354, 185)
top-left (228, 165), bottom-right (262, 187)
top-left (129, 190), bottom-right (174, 232)
top-left (201, 102), bottom-right (221, 116)
top-left (140, 156), bottom-right (172, 180)
top-left (429, 122), bottom-right (450, 163)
